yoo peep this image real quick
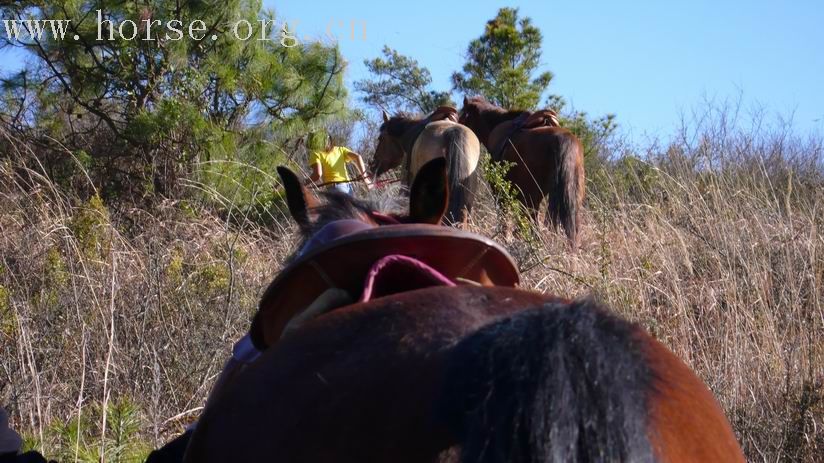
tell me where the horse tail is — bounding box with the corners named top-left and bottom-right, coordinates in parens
top-left (438, 299), bottom-right (656, 463)
top-left (547, 134), bottom-right (585, 249)
top-left (443, 126), bottom-right (480, 224)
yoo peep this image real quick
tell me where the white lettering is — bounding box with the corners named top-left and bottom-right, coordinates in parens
top-left (119, 19), bottom-right (137, 40)
top-left (188, 20), bottom-right (206, 40)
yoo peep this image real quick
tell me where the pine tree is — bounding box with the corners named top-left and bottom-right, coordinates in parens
top-left (0, 1), bottom-right (350, 196)
top-left (451, 7), bottom-right (552, 110)
top-left (355, 46), bottom-right (452, 114)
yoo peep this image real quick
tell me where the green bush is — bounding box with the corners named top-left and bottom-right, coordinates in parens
top-left (24, 398), bottom-right (152, 463)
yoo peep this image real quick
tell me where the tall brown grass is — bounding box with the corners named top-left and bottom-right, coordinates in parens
top-left (1, 104), bottom-right (822, 461)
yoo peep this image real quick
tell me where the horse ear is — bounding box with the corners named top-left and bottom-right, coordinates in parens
top-left (382, 110), bottom-right (390, 123)
top-left (277, 166), bottom-right (319, 230)
top-left (463, 96), bottom-right (469, 106)
top-left (408, 158), bottom-right (449, 225)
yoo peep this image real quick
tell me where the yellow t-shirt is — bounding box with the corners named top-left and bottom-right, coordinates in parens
top-left (309, 146), bottom-right (353, 184)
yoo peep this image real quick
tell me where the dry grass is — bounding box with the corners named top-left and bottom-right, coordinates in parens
top-left (1, 108), bottom-right (823, 461)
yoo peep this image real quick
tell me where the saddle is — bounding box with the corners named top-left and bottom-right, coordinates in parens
top-left (427, 106), bottom-right (459, 123)
top-left (491, 109), bottom-right (561, 161)
top-left (249, 223), bottom-right (519, 349)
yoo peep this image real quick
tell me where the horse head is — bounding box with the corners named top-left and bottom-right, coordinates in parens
top-left (282, 157), bottom-right (449, 238)
top-left (367, 112), bottom-right (410, 179)
top-left (458, 96), bottom-right (496, 145)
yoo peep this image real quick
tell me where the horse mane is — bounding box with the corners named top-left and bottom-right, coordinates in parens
top-left (439, 298), bottom-right (657, 463)
top-left (288, 192), bottom-right (399, 261)
top-left (464, 96), bottom-right (527, 128)
top-left (381, 114), bottom-right (425, 138)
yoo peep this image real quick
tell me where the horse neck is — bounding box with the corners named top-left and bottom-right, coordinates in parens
top-left (392, 117), bottom-right (428, 171)
top-left (393, 117), bottom-right (426, 138)
top-left (476, 106), bottom-right (527, 147)
top-left (485, 108), bottom-right (528, 129)
top-left (400, 118), bottom-right (425, 143)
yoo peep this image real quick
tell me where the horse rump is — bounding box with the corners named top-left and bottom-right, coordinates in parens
top-left (437, 299), bottom-right (656, 463)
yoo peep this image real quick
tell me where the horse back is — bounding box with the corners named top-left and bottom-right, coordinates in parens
top-left (489, 123), bottom-right (579, 162)
top-left (643, 336), bottom-right (745, 462)
top-left (185, 285), bottom-right (743, 462)
top-left (184, 286), bottom-right (555, 463)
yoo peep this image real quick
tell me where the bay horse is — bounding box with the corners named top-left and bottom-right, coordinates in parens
top-left (176, 159), bottom-right (743, 462)
top-left (368, 107), bottom-right (481, 224)
top-left (459, 96), bottom-right (585, 248)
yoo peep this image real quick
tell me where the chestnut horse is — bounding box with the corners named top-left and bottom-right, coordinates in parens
top-left (368, 108), bottom-right (481, 224)
top-left (459, 96), bottom-right (585, 248)
top-left (176, 160), bottom-right (743, 462)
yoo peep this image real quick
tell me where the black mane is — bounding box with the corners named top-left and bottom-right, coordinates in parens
top-left (286, 191), bottom-right (399, 263)
top-left (439, 299), bottom-right (657, 463)
top-left (381, 115), bottom-right (423, 138)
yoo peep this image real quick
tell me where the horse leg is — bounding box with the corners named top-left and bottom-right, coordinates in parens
top-left (515, 188), bottom-right (540, 234)
top-left (544, 193), bottom-right (559, 229)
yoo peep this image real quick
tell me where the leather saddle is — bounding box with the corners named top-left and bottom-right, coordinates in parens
top-left (249, 223), bottom-right (519, 349)
top-left (492, 109), bottom-right (561, 161)
top-left (427, 106), bottom-right (459, 123)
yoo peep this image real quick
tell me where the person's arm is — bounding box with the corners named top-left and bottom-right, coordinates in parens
top-left (305, 149), bottom-right (323, 186)
top-left (345, 150), bottom-right (374, 189)
top-left (306, 162), bottom-right (322, 186)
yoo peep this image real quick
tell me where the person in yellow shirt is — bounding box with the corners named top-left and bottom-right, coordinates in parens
top-left (306, 132), bottom-right (373, 195)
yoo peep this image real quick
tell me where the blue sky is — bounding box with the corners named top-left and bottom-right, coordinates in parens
top-left (3, 0), bottom-right (822, 141)
top-left (267, 0), bottom-right (824, 140)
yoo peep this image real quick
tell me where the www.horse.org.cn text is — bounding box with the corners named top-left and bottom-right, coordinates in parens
top-left (1, 11), bottom-right (368, 47)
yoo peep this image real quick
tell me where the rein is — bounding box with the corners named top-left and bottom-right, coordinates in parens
top-left (309, 175), bottom-right (402, 190)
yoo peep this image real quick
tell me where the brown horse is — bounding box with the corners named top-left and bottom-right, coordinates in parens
top-left (459, 96), bottom-right (585, 248)
top-left (179, 159), bottom-right (743, 462)
top-left (368, 107), bottom-right (481, 224)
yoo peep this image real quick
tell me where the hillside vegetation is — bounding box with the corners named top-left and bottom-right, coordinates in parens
top-left (1, 105), bottom-right (822, 462)
top-left (1, 3), bottom-right (822, 461)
